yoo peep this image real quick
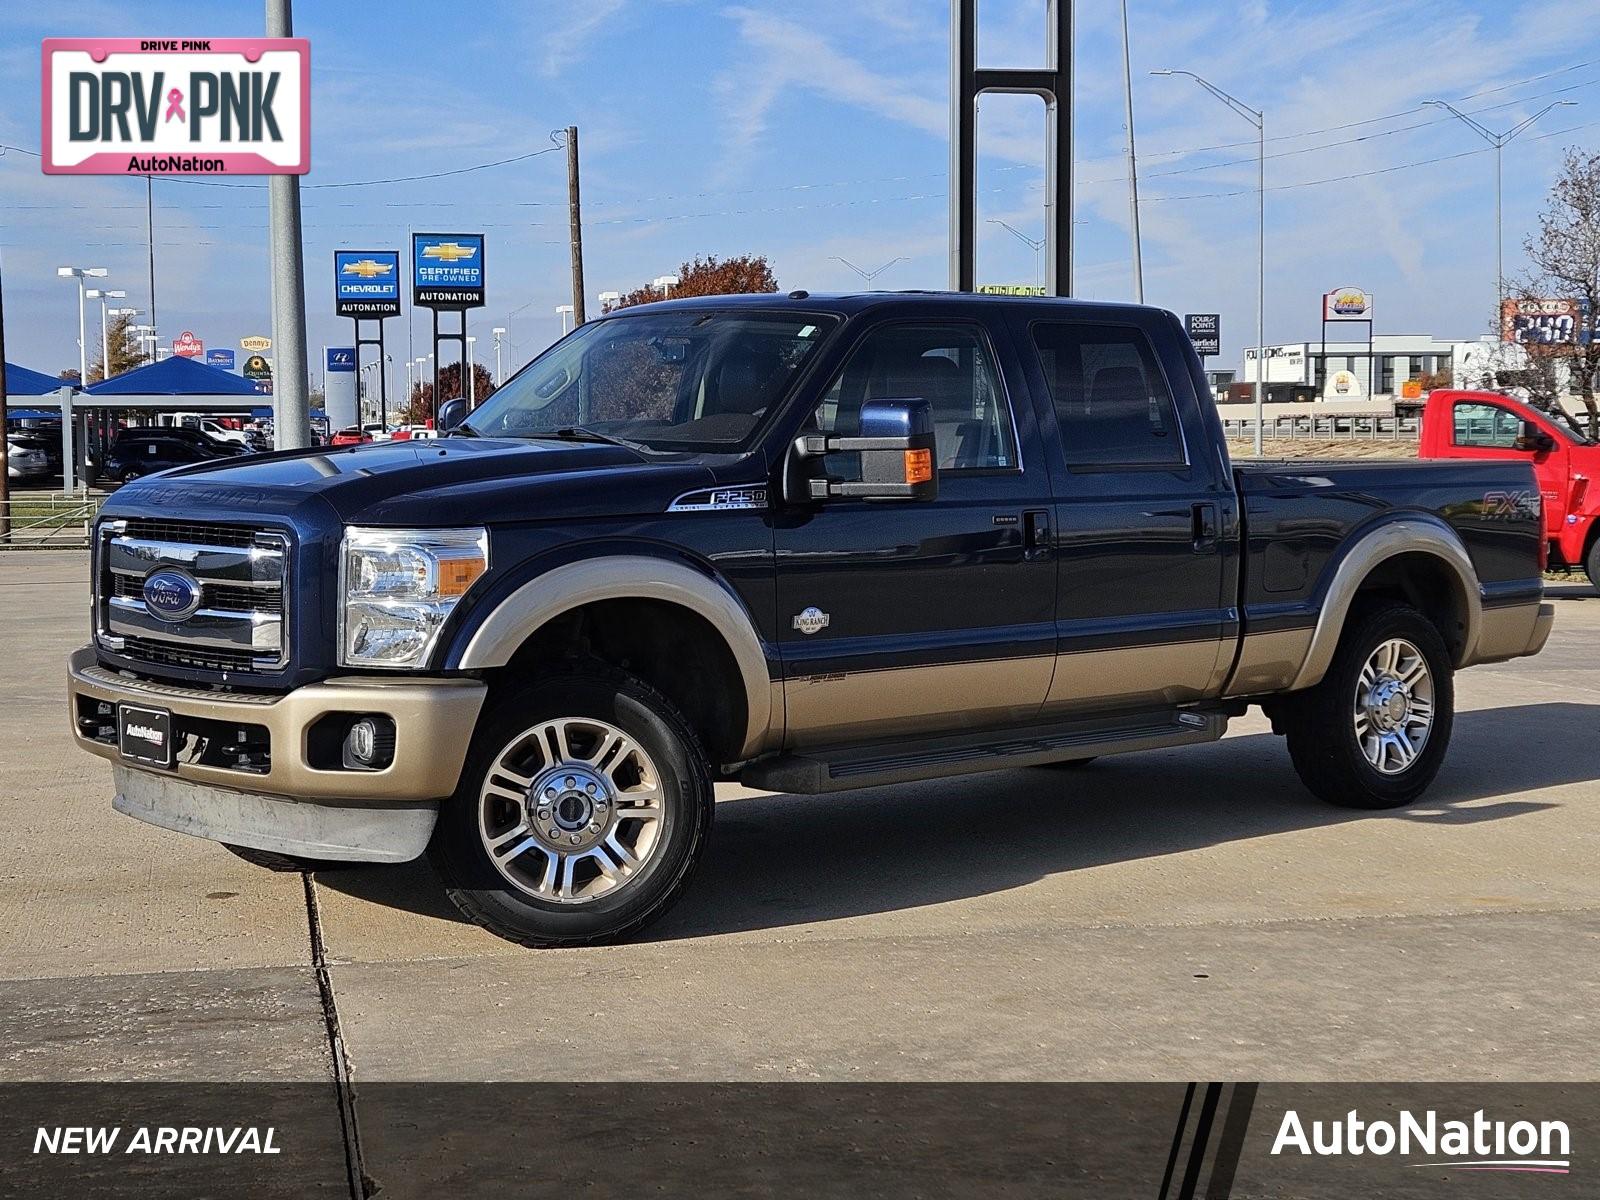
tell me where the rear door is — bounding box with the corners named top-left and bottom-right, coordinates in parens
top-left (1013, 309), bottom-right (1233, 713)
top-left (774, 314), bottom-right (1057, 748)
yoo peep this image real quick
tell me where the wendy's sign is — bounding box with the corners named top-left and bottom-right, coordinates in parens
top-left (42, 38), bottom-right (309, 175)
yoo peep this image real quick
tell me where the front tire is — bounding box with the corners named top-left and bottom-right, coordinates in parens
top-left (430, 666), bottom-right (713, 948)
top-left (1283, 603), bottom-right (1454, 809)
top-left (1586, 536), bottom-right (1600, 591)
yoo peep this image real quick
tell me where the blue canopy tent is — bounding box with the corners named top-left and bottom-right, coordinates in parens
top-left (5, 361), bottom-right (71, 397)
top-left (63, 356), bottom-right (265, 489)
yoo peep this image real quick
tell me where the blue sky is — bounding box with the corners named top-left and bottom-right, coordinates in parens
top-left (2, 0), bottom-right (1598, 385)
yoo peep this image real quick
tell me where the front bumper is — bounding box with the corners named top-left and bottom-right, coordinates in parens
top-left (69, 646), bottom-right (486, 858)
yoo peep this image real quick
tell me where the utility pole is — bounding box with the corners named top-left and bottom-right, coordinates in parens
top-left (1423, 99), bottom-right (1576, 314)
top-left (1119, 0), bottom-right (1144, 303)
top-left (266, 0), bottom-right (311, 448)
top-left (145, 176), bottom-right (157, 332)
top-left (565, 126), bottom-right (586, 327)
top-left (0, 245), bottom-right (10, 540)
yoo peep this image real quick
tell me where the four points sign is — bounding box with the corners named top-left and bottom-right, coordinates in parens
top-left (41, 38), bottom-right (310, 176)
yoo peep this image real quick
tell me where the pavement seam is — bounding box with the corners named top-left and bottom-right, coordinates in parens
top-left (304, 872), bottom-right (374, 1200)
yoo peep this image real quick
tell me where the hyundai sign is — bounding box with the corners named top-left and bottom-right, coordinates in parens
top-left (326, 347), bottom-right (356, 373)
top-left (334, 250), bottom-right (401, 318)
top-left (42, 38), bottom-right (309, 176)
top-left (412, 233), bottom-right (485, 309)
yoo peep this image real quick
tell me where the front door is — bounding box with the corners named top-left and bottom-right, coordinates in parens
top-left (1446, 397), bottom-right (1568, 542)
top-left (774, 318), bottom-right (1057, 749)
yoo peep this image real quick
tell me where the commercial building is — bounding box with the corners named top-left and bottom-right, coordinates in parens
top-left (1239, 334), bottom-right (1468, 402)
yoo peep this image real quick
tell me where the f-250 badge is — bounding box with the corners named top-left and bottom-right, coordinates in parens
top-left (793, 607), bottom-right (830, 635)
top-left (1483, 490), bottom-right (1539, 519)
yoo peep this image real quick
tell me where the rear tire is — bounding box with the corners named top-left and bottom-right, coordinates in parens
top-left (1586, 536), bottom-right (1600, 591)
top-left (430, 665), bottom-right (713, 948)
top-left (1283, 602), bottom-right (1454, 809)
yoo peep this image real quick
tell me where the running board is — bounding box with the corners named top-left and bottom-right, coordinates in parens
top-left (741, 707), bottom-right (1229, 794)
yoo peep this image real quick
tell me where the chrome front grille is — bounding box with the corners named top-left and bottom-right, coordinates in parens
top-left (96, 519), bottom-right (291, 674)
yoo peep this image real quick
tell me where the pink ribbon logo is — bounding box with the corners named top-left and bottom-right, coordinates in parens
top-left (164, 88), bottom-right (185, 123)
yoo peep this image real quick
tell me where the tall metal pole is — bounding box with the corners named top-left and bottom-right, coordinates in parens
top-left (566, 127), bottom-right (586, 327)
top-left (1255, 116), bottom-right (1265, 458)
top-left (1494, 142), bottom-right (1503, 306)
top-left (99, 298), bottom-right (110, 382)
top-left (145, 176), bottom-right (157, 332)
top-left (0, 245), bottom-right (11, 540)
top-left (266, 0), bottom-right (311, 449)
top-left (76, 276), bottom-right (88, 383)
top-left (1120, 0), bottom-right (1144, 303)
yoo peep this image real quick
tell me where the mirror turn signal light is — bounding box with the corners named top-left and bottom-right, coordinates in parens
top-left (904, 448), bottom-right (933, 485)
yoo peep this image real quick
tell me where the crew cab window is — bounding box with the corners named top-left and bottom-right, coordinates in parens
top-left (1453, 402), bottom-right (1523, 448)
top-left (1031, 323), bottom-right (1184, 467)
top-left (813, 323), bottom-right (1017, 474)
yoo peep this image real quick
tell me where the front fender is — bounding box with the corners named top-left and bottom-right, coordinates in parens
top-left (447, 553), bottom-right (778, 760)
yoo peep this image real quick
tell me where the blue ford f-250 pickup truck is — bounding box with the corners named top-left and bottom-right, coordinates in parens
top-left (69, 292), bottom-right (1554, 946)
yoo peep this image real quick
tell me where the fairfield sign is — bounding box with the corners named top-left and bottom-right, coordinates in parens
top-left (42, 39), bottom-right (309, 175)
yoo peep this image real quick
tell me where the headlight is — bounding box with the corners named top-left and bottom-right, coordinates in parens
top-left (339, 527), bottom-right (488, 668)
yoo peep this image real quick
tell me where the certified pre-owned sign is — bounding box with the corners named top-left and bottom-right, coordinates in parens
top-left (42, 38), bottom-right (309, 175)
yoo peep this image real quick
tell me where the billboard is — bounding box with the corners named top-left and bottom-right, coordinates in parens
top-left (172, 330), bottom-right (203, 359)
top-left (206, 348), bottom-right (235, 370)
top-left (335, 250), bottom-right (402, 318)
top-left (1323, 286), bottom-right (1373, 322)
top-left (240, 335), bottom-right (271, 351)
top-left (42, 38), bottom-right (309, 176)
top-left (324, 349), bottom-right (357, 429)
top-left (1185, 313), bottom-right (1221, 357)
top-left (412, 233), bottom-right (485, 308)
top-left (1501, 297), bottom-right (1586, 350)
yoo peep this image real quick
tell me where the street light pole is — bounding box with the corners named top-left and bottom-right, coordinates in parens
top-left (1153, 70), bottom-right (1265, 457)
top-left (491, 327), bottom-right (506, 385)
top-left (986, 220), bottom-right (1046, 291)
top-left (1422, 99), bottom-right (1576, 313)
top-left (1120, 0), bottom-right (1144, 303)
top-left (829, 256), bottom-right (909, 285)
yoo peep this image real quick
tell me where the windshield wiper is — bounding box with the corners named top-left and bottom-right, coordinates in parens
top-left (544, 425), bottom-right (641, 450)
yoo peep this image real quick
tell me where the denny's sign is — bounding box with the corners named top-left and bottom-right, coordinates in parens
top-left (42, 38), bottom-right (309, 175)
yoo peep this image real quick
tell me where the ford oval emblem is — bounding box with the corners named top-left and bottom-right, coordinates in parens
top-left (142, 568), bottom-right (202, 622)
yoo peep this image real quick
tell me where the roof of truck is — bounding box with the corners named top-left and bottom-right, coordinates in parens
top-left (604, 291), bottom-right (1162, 317)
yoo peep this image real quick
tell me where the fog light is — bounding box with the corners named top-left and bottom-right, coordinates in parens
top-left (342, 716), bottom-right (395, 770)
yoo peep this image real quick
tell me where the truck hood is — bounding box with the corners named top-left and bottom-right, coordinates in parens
top-left (107, 436), bottom-right (719, 526)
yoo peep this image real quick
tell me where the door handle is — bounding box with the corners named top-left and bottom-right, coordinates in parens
top-left (1023, 509), bottom-right (1052, 561)
top-left (1191, 502), bottom-right (1220, 551)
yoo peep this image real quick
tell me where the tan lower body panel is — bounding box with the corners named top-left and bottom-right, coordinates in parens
top-left (784, 655), bottom-right (1055, 750)
top-left (1223, 626), bottom-right (1315, 697)
top-left (1044, 638), bottom-right (1227, 714)
top-left (1469, 601), bottom-right (1555, 666)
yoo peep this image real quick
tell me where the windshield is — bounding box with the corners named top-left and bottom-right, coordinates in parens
top-left (1550, 406), bottom-right (1596, 445)
top-left (462, 310), bottom-right (837, 450)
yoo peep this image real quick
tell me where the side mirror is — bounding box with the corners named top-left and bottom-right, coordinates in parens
top-left (1514, 421), bottom-right (1556, 453)
top-left (785, 398), bottom-right (938, 503)
top-left (437, 397), bottom-right (469, 432)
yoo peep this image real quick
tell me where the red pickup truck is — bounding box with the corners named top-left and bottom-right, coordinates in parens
top-left (1421, 388), bottom-right (1599, 587)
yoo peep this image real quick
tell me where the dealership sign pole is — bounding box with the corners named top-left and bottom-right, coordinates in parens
top-left (412, 234), bottom-right (486, 427)
top-left (41, 30), bottom-right (311, 449)
top-left (335, 250), bottom-right (401, 430)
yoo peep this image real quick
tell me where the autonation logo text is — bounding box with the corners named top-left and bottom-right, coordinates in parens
top-left (1272, 1109), bottom-right (1571, 1174)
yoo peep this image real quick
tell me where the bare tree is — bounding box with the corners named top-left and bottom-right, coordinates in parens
top-left (1520, 149), bottom-right (1600, 438)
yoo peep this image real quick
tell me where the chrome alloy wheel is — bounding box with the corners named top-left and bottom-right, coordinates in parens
top-left (1353, 637), bottom-right (1435, 775)
top-left (477, 717), bottom-right (665, 904)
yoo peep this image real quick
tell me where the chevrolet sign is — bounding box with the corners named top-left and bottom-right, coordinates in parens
top-left (335, 250), bottom-right (401, 318)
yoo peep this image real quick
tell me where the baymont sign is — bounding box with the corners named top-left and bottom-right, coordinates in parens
top-left (1271, 1108), bottom-right (1571, 1174)
top-left (42, 38), bottom-right (309, 175)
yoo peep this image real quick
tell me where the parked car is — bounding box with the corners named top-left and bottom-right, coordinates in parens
top-left (102, 428), bottom-right (244, 482)
top-left (1419, 388), bottom-right (1600, 587)
top-left (330, 426), bottom-right (374, 446)
top-left (160, 414), bottom-right (251, 449)
top-left (6, 435), bottom-right (50, 481)
top-left (71, 293), bottom-right (1553, 948)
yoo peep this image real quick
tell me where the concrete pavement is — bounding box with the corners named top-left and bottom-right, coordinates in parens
top-left (1, 553), bottom-right (1595, 1089)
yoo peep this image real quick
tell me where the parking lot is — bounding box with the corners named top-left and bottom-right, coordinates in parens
top-left (2, 550), bottom-right (1596, 1094)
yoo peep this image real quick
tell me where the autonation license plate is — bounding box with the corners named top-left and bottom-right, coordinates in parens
top-left (118, 704), bottom-right (173, 768)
